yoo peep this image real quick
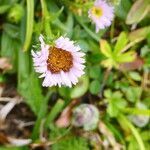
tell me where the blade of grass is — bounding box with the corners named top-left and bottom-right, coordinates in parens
top-left (119, 114), bottom-right (145, 150)
top-left (45, 99), bottom-right (65, 128)
top-left (75, 15), bottom-right (100, 42)
top-left (123, 108), bottom-right (150, 116)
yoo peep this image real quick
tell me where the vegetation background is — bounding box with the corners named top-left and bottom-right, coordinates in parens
top-left (0, 0), bottom-right (150, 149)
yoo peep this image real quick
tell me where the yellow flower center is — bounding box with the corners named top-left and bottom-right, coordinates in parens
top-left (47, 47), bottom-right (73, 73)
top-left (91, 6), bottom-right (103, 18)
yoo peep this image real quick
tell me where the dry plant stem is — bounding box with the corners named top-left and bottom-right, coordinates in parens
top-left (13, 119), bottom-right (35, 128)
top-left (40, 119), bottom-right (46, 142)
top-left (8, 138), bottom-right (32, 146)
top-left (98, 121), bottom-right (122, 150)
top-left (0, 97), bottom-right (22, 122)
top-left (142, 70), bottom-right (149, 90)
top-left (121, 37), bottom-right (144, 53)
top-left (0, 97), bottom-right (20, 102)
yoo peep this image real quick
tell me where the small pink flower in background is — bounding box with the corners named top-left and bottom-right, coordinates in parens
top-left (88, 0), bottom-right (114, 33)
top-left (32, 35), bottom-right (85, 87)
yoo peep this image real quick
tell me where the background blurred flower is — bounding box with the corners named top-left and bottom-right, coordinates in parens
top-left (32, 35), bottom-right (85, 87)
top-left (128, 102), bottom-right (150, 127)
top-left (88, 0), bottom-right (114, 32)
top-left (72, 104), bottom-right (99, 131)
top-left (7, 4), bottom-right (24, 24)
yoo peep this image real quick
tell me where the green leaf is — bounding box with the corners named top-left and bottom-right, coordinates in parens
top-left (0, 5), bottom-right (10, 14)
top-left (114, 32), bottom-right (128, 54)
top-left (129, 72), bottom-right (141, 81)
top-left (1, 31), bottom-right (19, 71)
top-left (0, 147), bottom-right (26, 150)
top-left (77, 40), bottom-right (89, 53)
top-left (89, 80), bottom-right (101, 95)
top-left (126, 0), bottom-right (150, 24)
top-left (58, 87), bottom-right (71, 99)
top-left (123, 87), bottom-right (142, 103)
top-left (115, 0), bottom-right (131, 20)
top-left (115, 51), bottom-right (135, 63)
top-left (18, 72), bottom-right (44, 115)
top-left (45, 99), bottom-right (65, 127)
top-left (105, 90), bottom-right (127, 117)
top-left (100, 39), bottom-right (112, 58)
top-left (70, 75), bottom-right (89, 98)
top-left (65, 13), bottom-right (74, 38)
top-left (51, 136), bottom-right (89, 150)
top-left (89, 66), bottom-right (101, 79)
top-left (129, 26), bottom-right (150, 41)
top-left (3, 23), bottom-right (20, 39)
top-left (104, 89), bottom-right (112, 98)
top-left (101, 59), bottom-right (114, 68)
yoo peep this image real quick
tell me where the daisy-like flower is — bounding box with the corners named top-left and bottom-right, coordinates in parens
top-left (32, 35), bottom-right (85, 87)
top-left (88, 0), bottom-right (114, 33)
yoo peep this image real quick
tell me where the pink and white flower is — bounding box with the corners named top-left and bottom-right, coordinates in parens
top-left (88, 0), bottom-right (114, 33)
top-left (32, 35), bottom-right (85, 87)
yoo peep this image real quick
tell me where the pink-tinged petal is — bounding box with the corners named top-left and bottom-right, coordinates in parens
top-left (42, 73), bottom-right (51, 87)
top-left (39, 73), bottom-right (46, 78)
top-left (68, 71), bottom-right (78, 85)
top-left (35, 66), bottom-right (47, 73)
top-left (73, 62), bottom-right (85, 70)
top-left (31, 50), bottom-right (38, 57)
top-left (73, 58), bottom-right (85, 64)
top-left (61, 71), bottom-right (72, 87)
top-left (73, 52), bottom-right (85, 57)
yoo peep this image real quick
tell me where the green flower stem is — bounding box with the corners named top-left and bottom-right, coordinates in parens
top-left (123, 108), bottom-right (150, 116)
top-left (45, 99), bottom-right (65, 128)
top-left (110, 18), bottom-right (115, 41)
top-left (119, 114), bottom-right (145, 150)
top-left (75, 15), bottom-right (100, 42)
top-left (40, 0), bottom-right (52, 38)
top-left (23, 0), bottom-right (34, 51)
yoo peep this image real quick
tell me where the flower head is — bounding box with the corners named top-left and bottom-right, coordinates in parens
top-left (88, 0), bottom-right (114, 32)
top-left (32, 35), bottom-right (85, 87)
top-left (72, 104), bottom-right (99, 131)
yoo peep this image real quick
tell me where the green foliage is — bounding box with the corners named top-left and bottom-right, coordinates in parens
top-left (100, 32), bottom-right (135, 68)
top-left (89, 80), bottom-right (101, 95)
top-left (51, 136), bottom-right (89, 150)
top-left (122, 86), bottom-right (142, 103)
top-left (7, 4), bottom-right (24, 23)
top-left (18, 72), bottom-right (44, 115)
top-left (49, 125), bottom-right (89, 150)
top-left (126, 0), bottom-right (150, 25)
top-left (128, 72), bottom-right (141, 81)
top-left (70, 75), bottom-right (89, 98)
top-left (89, 65), bottom-right (101, 79)
top-left (0, 0), bottom-right (150, 149)
top-left (115, 0), bottom-right (131, 20)
top-left (104, 90), bottom-right (127, 117)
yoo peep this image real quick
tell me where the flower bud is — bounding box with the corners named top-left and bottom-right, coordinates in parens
top-left (7, 4), bottom-right (24, 23)
top-left (72, 104), bottom-right (99, 131)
